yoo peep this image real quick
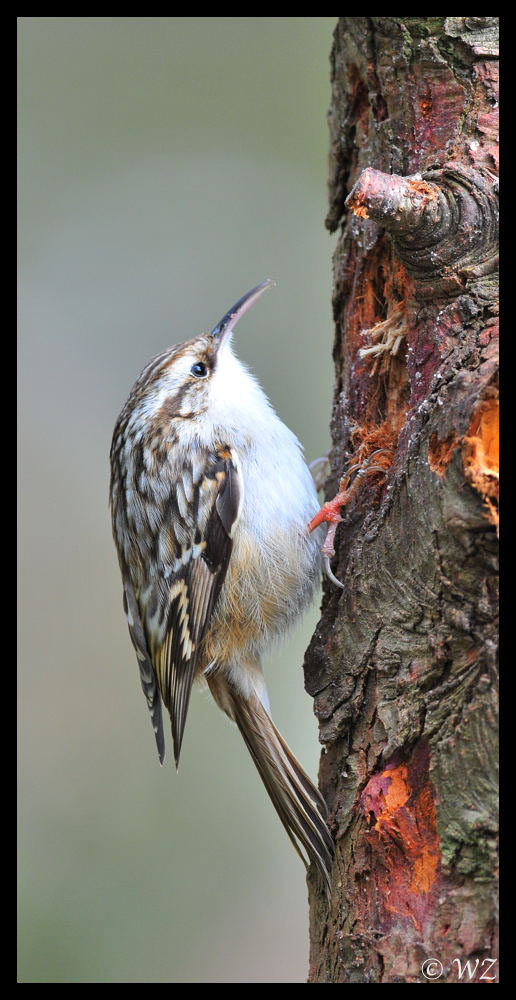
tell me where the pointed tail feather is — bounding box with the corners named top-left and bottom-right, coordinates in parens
top-left (208, 675), bottom-right (334, 893)
top-left (170, 659), bottom-right (198, 769)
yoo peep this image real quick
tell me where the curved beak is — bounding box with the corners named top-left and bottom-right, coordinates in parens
top-left (210, 279), bottom-right (275, 350)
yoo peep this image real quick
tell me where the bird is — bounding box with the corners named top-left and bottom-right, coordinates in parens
top-left (109, 280), bottom-right (334, 891)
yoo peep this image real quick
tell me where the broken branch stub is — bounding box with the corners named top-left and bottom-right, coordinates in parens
top-left (345, 164), bottom-right (498, 297)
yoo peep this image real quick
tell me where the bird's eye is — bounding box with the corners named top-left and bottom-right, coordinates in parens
top-left (190, 361), bottom-right (208, 378)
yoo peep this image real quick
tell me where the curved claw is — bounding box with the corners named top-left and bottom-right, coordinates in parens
top-left (322, 554), bottom-right (344, 589)
top-left (354, 464), bottom-right (390, 480)
top-left (366, 448), bottom-right (393, 460)
top-left (309, 455), bottom-right (331, 493)
top-left (309, 456), bottom-right (330, 473)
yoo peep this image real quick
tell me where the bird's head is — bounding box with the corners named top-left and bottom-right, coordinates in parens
top-left (122, 280), bottom-right (275, 432)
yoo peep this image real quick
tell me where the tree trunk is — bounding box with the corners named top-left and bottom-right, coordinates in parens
top-left (305, 17), bottom-right (498, 984)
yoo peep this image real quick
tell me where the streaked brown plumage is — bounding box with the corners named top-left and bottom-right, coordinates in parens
top-left (109, 281), bottom-right (334, 891)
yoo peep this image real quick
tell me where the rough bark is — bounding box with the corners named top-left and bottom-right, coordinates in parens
top-left (304, 17), bottom-right (498, 984)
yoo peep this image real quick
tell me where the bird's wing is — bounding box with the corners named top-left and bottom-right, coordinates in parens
top-left (135, 447), bottom-right (242, 766)
top-left (122, 577), bottom-right (166, 764)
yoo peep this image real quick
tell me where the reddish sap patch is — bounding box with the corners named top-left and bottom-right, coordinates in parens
top-left (361, 742), bottom-right (440, 931)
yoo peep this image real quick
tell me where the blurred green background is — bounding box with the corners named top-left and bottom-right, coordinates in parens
top-left (18, 16), bottom-right (336, 984)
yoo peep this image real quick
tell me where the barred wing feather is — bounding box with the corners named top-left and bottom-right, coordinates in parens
top-left (126, 448), bottom-right (241, 766)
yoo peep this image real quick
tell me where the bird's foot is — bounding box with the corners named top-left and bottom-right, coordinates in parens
top-left (308, 449), bottom-right (392, 587)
